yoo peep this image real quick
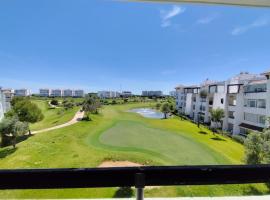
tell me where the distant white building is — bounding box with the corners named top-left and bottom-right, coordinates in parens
top-left (39, 89), bottom-right (51, 97)
top-left (14, 89), bottom-right (31, 97)
top-left (1, 88), bottom-right (14, 111)
top-left (0, 92), bottom-right (5, 121)
top-left (98, 91), bottom-right (120, 98)
top-left (63, 89), bottom-right (73, 97)
top-left (175, 72), bottom-right (270, 136)
top-left (169, 91), bottom-right (177, 98)
top-left (51, 89), bottom-right (62, 97)
top-left (73, 90), bottom-right (84, 97)
top-left (142, 91), bottom-right (163, 97)
top-left (121, 91), bottom-right (133, 97)
top-left (0, 89), bottom-right (10, 121)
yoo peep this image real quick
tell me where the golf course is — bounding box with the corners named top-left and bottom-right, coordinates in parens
top-left (0, 100), bottom-right (268, 198)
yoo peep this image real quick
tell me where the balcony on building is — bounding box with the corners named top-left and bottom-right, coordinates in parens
top-left (244, 81), bottom-right (267, 94)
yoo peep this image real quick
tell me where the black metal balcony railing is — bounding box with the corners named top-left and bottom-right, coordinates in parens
top-left (0, 165), bottom-right (270, 200)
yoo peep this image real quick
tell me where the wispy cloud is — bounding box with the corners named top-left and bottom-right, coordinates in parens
top-left (231, 17), bottom-right (270, 36)
top-left (160, 5), bottom-right (185, 28)
top-left (197, 13), bottom-right (219, 25)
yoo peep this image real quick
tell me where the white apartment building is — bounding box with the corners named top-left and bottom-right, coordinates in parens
top-left (121, 91), bottom-right (133, 98)
top-left (74, 90), bottom-right (84, 97)
top-left (142, 91), bottom-right (163, 97)
top-left (39, 89), bottom-right (84, 97)
top-left (14, 89), bottom-right (31, 97)
top-left (98, 91), bottom-right (120, 99)
top-left (1, 88), bottom-right (14, 111)
top-left (175, 72), bottom-right (270, 136)
top-left (63, 89), bottom-right (73, 97)
top-left (51, 89), bottom-right (62, 97)
top-left (39, 89), bottom-right (51, 97)
top-left (0, 90), bottom-right (6, 121)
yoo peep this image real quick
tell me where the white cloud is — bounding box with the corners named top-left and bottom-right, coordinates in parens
top-left (160, 6), bottom-right (185, 28)
top-left (197, 14), bottom-right (219, 25)
top-left (231, 17), bottom-right (270, 36)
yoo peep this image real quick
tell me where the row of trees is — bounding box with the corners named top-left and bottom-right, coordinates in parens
top-left (0, 97), bottom-right (44, 148)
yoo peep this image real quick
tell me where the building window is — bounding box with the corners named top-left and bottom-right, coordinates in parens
top-left (244, 83), bottom-right (267, 93)
top-left (259, 115), bottom-right (266, 125)
top-left (221, 98), bottom-right (224, 104)
top-left (257, 99), bottom-right (266, 108)
top-left (244, 112), bottom-right (266, 125)
top-left (228, 85), bottom-right (239, 94)
top-left (244, 99), bottom-right (266, 109)
top-left (228, 111), bottom-right (234, 119)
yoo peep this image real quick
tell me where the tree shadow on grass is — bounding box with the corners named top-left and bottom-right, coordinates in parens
top-left (211, 136), bottom-right (226, 141)
top-left (113, 187), bottom-right (134, 198)
top-left (243, 185), bottom-right (265, 195)
top-left (0, 147), bottom-right (17, 159)
top-left (199, 131), bottom-right (208, 135)
top-left (52, 120), bottom-right (59, 124)
top-left (16, 134), bottom-right (32, 144)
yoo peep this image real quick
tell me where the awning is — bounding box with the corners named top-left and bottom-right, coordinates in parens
top-left (130, 0), bottom-right (270, 7)
top-left (239, 123), bottom-right (264, 132)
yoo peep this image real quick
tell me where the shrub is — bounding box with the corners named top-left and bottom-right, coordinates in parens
top-left (232, 134), bottom-right (245, 144)
top-left (50, 99), bottom-right (59, 106)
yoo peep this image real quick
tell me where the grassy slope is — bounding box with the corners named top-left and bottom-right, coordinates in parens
top-left (30, 100), bottom-right (79, 131)
top-left (0, 103), bottom-right (268, 198)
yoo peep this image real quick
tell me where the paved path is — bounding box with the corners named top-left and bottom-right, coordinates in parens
top-left (32, 110), bottom-right (85, 134)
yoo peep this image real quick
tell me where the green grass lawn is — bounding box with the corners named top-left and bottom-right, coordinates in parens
top-left (0, 102), bottom-right (268, 198)
top-left (29, 100), bottom-right (79, 131)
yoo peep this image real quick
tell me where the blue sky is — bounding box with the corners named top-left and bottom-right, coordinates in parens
top-left (0, 0), bottom-right (270, 94)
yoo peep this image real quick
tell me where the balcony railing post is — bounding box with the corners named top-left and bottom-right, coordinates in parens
top-left (135, 173), bottom-right (145, 200)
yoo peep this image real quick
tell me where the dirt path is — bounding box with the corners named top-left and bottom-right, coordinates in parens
top-left (32, 110), bottom-right (85, 134)
top-left (98, 161), bottom-right (142, 168)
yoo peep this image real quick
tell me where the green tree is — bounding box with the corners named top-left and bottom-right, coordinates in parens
top-left (244, 132), bottom-right (263, 164)
top-left (156, 103), bottom-right (161, 110)
top-left (0, 116), bottom-right (28, 148)
top-left (243, 130), bottom-right (270, 165)
top-left (161, 103), bottom-right (170, 119)
top-left (7, 98), bottom-right (44, 135)
top-left (82, 95), bottom-right (102, 120)
top-left (209, 108), bottom-right (225, 134)
top-left (50, 99), bottom-right (59, 106)
top-left (63, 100), bottom-right (74, 110)
top-left (169, 103), bottom-right (176, 113)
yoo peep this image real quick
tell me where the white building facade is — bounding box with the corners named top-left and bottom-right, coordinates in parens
top-left (63, 89), bottom-right (73, 97)
top-left (98, 91), bottom-right (120, 99)
top-left (74, 90), bottom-right (84, 97)
top-left (0, 89), bottom-right (10, 121)
top-left (51, 89), bottom-right (62, 97)
top-left (175, 72), bottom-right (270, 136)
top-left (142, 91), bottom-right (163, 97)
top-left (39, 89), bottom-right (51, 97)
top-left (14, 89), bottom-right (31, 97)
top-left (121, 91), bottom-right (133, 98)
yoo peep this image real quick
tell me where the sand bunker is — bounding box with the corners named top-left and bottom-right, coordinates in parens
top-left (98, 161), bottom-right (142, 168)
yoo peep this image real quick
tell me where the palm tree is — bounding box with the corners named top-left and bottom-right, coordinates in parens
top-left (209, 108), bottom-right (225, 134)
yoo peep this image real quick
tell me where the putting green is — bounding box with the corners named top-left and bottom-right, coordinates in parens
top-left (99, 121), bottom-right (229, 165)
